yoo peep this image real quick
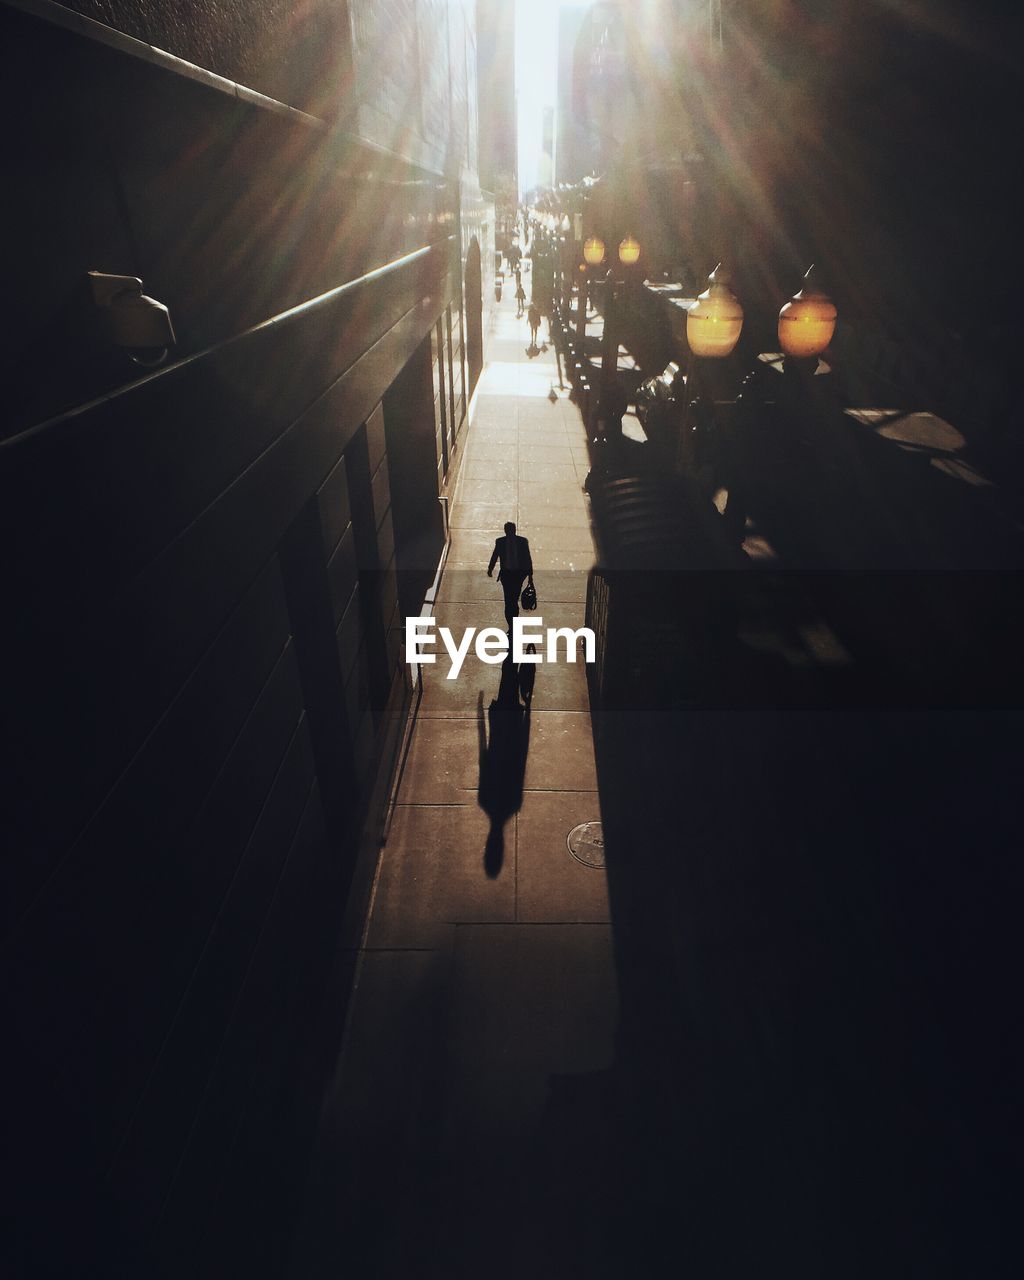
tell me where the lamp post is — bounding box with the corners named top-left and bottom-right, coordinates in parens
top-left (679, 264), bottom-right (744, 472)
top-left (601, 233), bottom-right (643, 383)
top-left (775, 264), bottom-right (839, 439)
top-left (579, 235), bottom-right (606, 345)
top-left (594, 234), bottom-right (643, 448)
top-left (557, 214), bottom-right (572, 309)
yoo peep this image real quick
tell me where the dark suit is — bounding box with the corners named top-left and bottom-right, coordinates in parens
top-left (488, 535), bottom-right (533, 627)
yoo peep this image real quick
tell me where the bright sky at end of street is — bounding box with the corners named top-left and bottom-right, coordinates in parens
top-left (516, 0), bottom-right (584, 197)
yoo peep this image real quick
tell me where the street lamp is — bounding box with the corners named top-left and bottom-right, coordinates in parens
top-left (583, 237), bottom-right (606, 266)
top-left (603, 234), bottom-right (643, 373)
top-left (600, 234), bottom-right (643, 431)
top-left (774, 265), bottom-right (841, 449)
top-left (578, 237), bottom-right (606, 344)
top-left (777, 264), bottom-right (836, 359)
top-left (618, 234), bottom-right (641, 267)
top-left (678, 264), bottom-right (744, 473)
top-left (686, 264), bottom-right (744, 358)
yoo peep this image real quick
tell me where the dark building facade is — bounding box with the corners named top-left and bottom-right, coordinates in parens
top-left (554, 2), bottom-right (589, 185)
top-left (2, 0), bottom-right (492, 1274)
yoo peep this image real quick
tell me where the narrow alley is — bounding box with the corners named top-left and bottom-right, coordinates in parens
top-left (7, 5), bottom-right (1023, 1277)
top-left (289, 275), bottom-right (620, 1278)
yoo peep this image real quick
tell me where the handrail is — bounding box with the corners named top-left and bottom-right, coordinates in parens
top-left (2, 241), bottom-right (449, 451)
top-left (5, 0), bottom-right (325, 131)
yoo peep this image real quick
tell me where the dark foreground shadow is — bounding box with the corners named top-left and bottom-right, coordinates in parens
top-left (476, 653), bottom-right (533, 878)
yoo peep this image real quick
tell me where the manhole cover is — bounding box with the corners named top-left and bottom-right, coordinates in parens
top-left (567, 821), bottom-right (605, 869)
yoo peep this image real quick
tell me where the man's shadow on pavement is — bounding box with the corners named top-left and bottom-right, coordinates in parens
top-left (477, 650), bottom-right (536, 878)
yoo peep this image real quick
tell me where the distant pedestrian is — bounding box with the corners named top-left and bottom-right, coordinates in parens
top-left (527, 303), bottom-right (541, 348)
top-left (487, 521), bottom-right (534, 629)
top-left (515, 278), bottom-right (527, 318)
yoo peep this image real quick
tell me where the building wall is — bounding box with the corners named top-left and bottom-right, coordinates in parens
top-left (2, 1), bottom-right (492, 1274)
top-left (48, 0), bottom-right (355, 115)
top-left (461, 170), bottom-right (497, 388)
top-left (555, 4), bottom-right (588, 185)
top-left (475, 0), bottom-right (516, 196)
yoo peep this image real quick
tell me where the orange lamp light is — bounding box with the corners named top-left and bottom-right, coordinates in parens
top-left (686, 264), bottom-right (744, 358)
top-left (583, 236), bottom-right (606, 266)
top-left (618, 234), bottom-right (641, 266)
top-left (777, 265), bottom-right (837, 358)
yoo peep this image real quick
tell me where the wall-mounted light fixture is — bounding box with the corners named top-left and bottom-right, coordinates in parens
top-left (88, 271), bottom-right (176, 367)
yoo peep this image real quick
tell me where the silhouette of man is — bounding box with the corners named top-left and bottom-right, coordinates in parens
top-left (477, 658), bottom-right (531, 878)
top-left (487, 521), bottom-right (534, 629)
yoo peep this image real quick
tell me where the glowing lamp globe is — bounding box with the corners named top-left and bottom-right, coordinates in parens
top-left (618, 235), bottom-right (641, 266)
top-left (777, 265), bottom-right (837, 358)
top-left (686, 264), bottom-right (744, 358)
top-left (583, 237), bottom-right (606, 266)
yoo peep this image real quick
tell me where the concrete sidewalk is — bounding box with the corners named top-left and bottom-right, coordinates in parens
top-left (290, 282), bottom-right (620, 1278)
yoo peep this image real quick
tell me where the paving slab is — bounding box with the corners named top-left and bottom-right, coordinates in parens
top-left (520, 481), bottom-right (588, 508)
top-left (434, 570), bottom-right (509, 605)
top-left (443, 532), bottom-right (499, 570)
top-left (457, 478), bottom-right (517, 506)
top-left (450, 501), bottom-right (517, 530)
top-left (366, 804), bottom-right (516, 949)
top-left (518, 442), bottom-right (574, 459)
top-left (285, 948), bottom-right (452, 1280)
top-left (518, 461), bottom-right (579, 485)
top-left (518, 502), bottom-right (593, 531)
top-left (522, 712), bottom-right (600, 791)
top-left (464, 459), bottom-right (518, 481)
top-left (441, 923), bottom-right (618, 1143)
top-left (516, 791), bottom-right (611, 923)
top-left (431, 600), bottom-right (508, 636)
top-left (530, 526), bottom-right (599, 554)
top-left (531, 547), bottom-right (596, 573)
top-left (515, 654), bottom-right (591, 712)
top-left (397, 716), bottom-right (479, 803)
top-left (418, 657), bottom-right (510, 716)
top-left (464, 437), bottom-right (518, 456)
top-left (529, 570), bottom-right (590, 603)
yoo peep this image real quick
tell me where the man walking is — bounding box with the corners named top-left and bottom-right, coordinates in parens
top-left (527, 303), bottom-right (541, 350)
top-left (487, 521), bottom-right (534, 629)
